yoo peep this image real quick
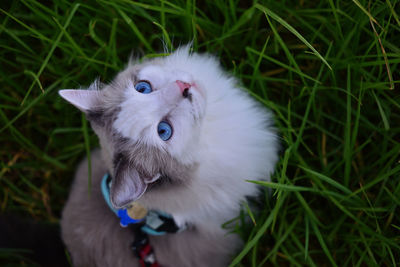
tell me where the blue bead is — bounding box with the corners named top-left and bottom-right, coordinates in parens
top-left (117, 209), bottom-right (143, 227)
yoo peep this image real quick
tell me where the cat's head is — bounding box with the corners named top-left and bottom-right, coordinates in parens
top-left (59, 47), bottom-right (207, 209)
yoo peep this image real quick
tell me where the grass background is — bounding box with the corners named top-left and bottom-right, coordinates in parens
top-left (1, 0), bottom-right (399, 266)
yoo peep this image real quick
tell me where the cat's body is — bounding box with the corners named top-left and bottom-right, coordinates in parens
top-left (60, 47), bottom-right (278, 267)
top-left (62, 149), bottom-right (239, 266)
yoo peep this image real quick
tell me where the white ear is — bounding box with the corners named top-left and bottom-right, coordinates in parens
top-left (58, 89), bottom-right (100, 112)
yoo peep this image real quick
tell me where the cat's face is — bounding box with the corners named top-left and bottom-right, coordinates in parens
top-left (59, 50), bottom-right (207, 208)
top-left (114, 63), bottom-right (206, 163)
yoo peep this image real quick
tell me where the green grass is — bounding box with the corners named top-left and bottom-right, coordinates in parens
top-left (1, 0), bottom-right (399, 266)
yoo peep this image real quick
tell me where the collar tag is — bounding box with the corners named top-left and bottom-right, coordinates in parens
top-left (146, 212), bottom-right (164, 229)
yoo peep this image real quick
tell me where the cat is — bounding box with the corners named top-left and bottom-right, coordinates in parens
top-left (59, 46), bottom-right (278, 267)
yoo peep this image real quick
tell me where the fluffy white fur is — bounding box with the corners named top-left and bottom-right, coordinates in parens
top-left (59, 46), bottom-right (278, 267)
top-left (126, 48), bottom-right (278, 225)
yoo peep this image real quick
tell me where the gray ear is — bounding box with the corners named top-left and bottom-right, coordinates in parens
top-left (58, 89), bottom-right (101, 112)
top-left (110, 166), bottom-right (148, 209)
top-left (110, 154), bottom-right (162, 209)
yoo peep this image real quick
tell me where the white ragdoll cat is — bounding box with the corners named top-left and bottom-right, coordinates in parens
top-left (59, 46), bottom-right (278, 267)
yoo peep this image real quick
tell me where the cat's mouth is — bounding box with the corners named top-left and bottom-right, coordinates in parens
top-left (182, 88), bottom-right (192, 102)
top-left (174, 81), bottom-right (206, 121)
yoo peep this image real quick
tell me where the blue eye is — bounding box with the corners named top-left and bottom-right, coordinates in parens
top-left (135, 81), bottom-right (152, 94)
top-left (157, 121), bottom-right (173, 141)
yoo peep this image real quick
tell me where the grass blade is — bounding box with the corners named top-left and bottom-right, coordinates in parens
top-left (255, 3), bottom-right (332, 71)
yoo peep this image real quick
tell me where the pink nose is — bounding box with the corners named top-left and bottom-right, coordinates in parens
top-left (176, 80), bottom-right (191, 93)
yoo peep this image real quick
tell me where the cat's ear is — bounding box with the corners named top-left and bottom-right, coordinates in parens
top-left (58, 81), bottom-right (102, 112)
top-left (110, 166), bottom-right (148, 209)
top-left (58, 89), bottom-right (100, 113)
top-left (110, 154), bottom-right (161, 209)
top-left (110, 154), bottom-right (149, 209)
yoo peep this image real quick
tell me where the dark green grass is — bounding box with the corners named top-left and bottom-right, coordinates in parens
top-left (1, 0), bottom-right (399, 266)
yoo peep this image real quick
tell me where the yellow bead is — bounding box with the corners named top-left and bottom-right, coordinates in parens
top-left (126, 202), bottom-right (148, 220)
